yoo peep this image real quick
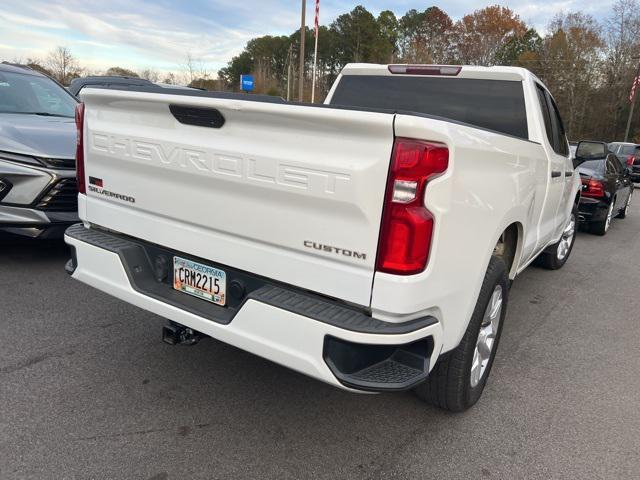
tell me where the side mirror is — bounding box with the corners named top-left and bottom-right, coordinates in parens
top-left (573, 140), bottom-right (608, 168)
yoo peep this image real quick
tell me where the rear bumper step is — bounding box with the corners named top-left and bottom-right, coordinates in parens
top-left (64, 223), bottom-right (442, 392)
top-left (324, 336), bottom-right (433, 391)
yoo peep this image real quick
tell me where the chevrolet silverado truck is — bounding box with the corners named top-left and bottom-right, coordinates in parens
top-left (64, 64), bottom-right (581, 411)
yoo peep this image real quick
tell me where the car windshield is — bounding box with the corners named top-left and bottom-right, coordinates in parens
top-left (577, 159), bottom-right (605, 176)
top-left (0, 70), bottom-right (77, 117)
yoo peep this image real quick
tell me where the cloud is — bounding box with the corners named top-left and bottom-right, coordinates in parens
top-left (0, 0), bottom-right (616, 77)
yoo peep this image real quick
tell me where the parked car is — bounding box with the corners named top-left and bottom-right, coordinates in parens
top-left (609, 141), bottom-right (640, 172)
top-left (611, 143), bottom-right (640, 183)
top-left (65, 64), bottom-right (580, 412)
top-left (576, 141), bottom-right (633, 235)
top-left (68, 75), bottom-right (203, 97)
top-left (630, 145), bottom-right (640, 183)
top-left (68, 76), bottom-right (155, 97)
top-left (0, 63), bottom-right (78, 238)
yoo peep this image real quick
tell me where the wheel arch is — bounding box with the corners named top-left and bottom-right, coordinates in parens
top-left (493, 221), bottom-right (523, 280)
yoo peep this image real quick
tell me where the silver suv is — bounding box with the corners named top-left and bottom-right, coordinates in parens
top-left (0, 63), bottom-right (78, 238)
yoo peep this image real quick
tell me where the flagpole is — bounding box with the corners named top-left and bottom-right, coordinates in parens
top-left (624, 56), bottom-right (640, 142)
top-left (298, 0), bottom-right (306, 102)
top-left (311, 0), bottom-right (320, 103)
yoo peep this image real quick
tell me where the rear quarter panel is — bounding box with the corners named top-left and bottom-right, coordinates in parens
top-left (372, 114), bottom-right (548, 352)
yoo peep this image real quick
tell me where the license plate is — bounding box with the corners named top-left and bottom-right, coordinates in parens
top-left (173, 256), bottom-right (226, 306)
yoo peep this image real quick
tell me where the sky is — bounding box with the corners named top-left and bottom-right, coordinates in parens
top-left (0, 0), bottom-right (614, 77)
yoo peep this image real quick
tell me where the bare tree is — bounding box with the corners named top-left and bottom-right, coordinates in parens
top-left (181, 53), bottom-right (210, 87)
top-left (139, 68), bottom-right (160, 82)
top-left (46, 46), bottom-right (80, 84)
top-left (602, 0), bottom-right (640, 138)
top-left (182, 53), bottom-right (198, 84)
top-left (162, 72), bottom-right (177, 85)
top-left (105, 66), bottom-right (138, 77)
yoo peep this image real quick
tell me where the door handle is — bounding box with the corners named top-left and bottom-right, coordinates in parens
top-left (551, 171), bottom-right (561, 178)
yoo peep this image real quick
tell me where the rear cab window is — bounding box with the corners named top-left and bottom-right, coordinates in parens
top-left (329, 75), bottom-right (528, 140)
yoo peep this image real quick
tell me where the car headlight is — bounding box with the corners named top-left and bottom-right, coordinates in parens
top-left (0, 151), bottom-right (45, 167)
top-left (0, 152), bottom-right (74, 169)
top-left (40, 157), bottom-right (75, 168)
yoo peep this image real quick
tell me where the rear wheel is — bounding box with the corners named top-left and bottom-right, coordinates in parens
top-left (414, 256), bottom-right (508, 412)
top-left (616, 190), bottom-right (632, 219)
top-left (536, 207), bottom-right (577, 270)
top-left (590, 200), bottom-right (614, 235)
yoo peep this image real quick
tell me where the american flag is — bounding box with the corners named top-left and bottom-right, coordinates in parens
top-left (314, 0), bottom-right (320, 37)
top-left (630, 72), bottom-right (640, 103)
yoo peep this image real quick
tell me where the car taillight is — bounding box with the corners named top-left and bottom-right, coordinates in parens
top-left (626, 154), bottom-right (634, 166)
top-left (376, 138), bottom-right (449, 275)
top-left (388, 65), bottom-right (461, 76)
top-left (75, 102), bottom-right (86, 194)
top-left (581, 178), bottom-right (605, 198)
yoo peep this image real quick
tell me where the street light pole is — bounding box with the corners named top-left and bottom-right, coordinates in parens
top-left (624, 56), bottom-right (640, 142)
top-left (298, 0), bottom-right (306, 102)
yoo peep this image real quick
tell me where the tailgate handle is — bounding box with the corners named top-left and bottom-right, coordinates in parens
top-left (169, 105), bottom-right (225, 128)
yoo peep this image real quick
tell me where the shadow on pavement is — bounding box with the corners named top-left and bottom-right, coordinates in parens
top-left (0, 233), bottom-right (69, 264)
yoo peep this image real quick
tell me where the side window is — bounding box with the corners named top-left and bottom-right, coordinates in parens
top-left (535, 84), bottom-right (554, 148)
top-left (545, 92), bottom-right (569, 156)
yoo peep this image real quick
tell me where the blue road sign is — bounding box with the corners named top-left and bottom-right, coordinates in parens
top-left (240, 74), bottom-right (254, 92)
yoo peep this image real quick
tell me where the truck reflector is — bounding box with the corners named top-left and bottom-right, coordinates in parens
top-left (75, 103), bottom-right (86, 195)
top-left (376, 138), bottom-right (449, 275)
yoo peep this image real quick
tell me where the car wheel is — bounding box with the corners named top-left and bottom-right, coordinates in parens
top-left (536, 207), bottom-right (577, 270)
top-left (590, 200), bottom-right (614, 235)
top-left (414, 256), bottom-right (508, 412)
top-left (616, 190), bottom-right (632, 219)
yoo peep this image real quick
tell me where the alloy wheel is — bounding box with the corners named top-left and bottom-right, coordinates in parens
top-left (470, 285), bottom-right (503, 388)
top-left (605, 202), bottom-right (614, 232)
top-left (557, 213), bottom-right (576, 260)
top-left (625, 190), bottom-right (633, 216)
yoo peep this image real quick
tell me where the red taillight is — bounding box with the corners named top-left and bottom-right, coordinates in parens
top-left (376, 138), bottom-right (449, 275)
top-left (75, 102), bottom-right (86, 194)
top-left (626, 154), bottom-right (634, 166)
top-left (388, 65), bottom-right (461, 76)
top-left (581, 178), bottom-right (605, 198)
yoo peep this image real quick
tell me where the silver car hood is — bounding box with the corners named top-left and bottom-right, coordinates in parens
top-left (0, 113), bottom-right (76, 159)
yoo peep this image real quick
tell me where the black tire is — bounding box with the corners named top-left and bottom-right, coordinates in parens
top-left (589, 200), bottom-right (614, 236)
top-left (616, 190), bottom-right (632, 219)
top-left (535, 206), bottom-right (577, 270)
top-left (414, 256), bottom-right (508, 412)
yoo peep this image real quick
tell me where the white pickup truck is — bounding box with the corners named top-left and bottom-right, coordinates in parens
top-left (65, 64), bottom-right (581, 411)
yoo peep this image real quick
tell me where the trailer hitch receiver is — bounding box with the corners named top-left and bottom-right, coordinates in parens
top-left (162, 322), bottom-right (205, 346)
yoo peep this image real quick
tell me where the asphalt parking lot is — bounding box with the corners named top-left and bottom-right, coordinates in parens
top-left (1, 211), bottom-right (640, 480)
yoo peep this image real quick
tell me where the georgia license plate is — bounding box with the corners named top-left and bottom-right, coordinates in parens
top-left (173, 256), bottom-right (226, 306)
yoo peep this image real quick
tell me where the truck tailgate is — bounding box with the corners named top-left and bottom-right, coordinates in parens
top-left (80, 89), bottom-right (395, 306)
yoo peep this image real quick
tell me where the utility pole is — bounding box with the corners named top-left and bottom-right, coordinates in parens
top-left (298, 0), bottom-right (306, 102)
top-left (624, 56), bottom-right (640, 142)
